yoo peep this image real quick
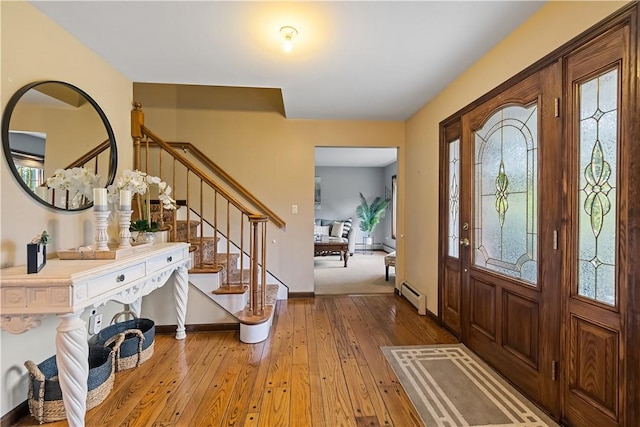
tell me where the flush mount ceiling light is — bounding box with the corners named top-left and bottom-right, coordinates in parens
top-left (280, 26), bottom-right (298, 53)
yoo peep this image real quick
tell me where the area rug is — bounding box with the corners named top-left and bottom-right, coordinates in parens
top-left (314, 250), bottom-right (395, 295)
top-left (381, 344), bottom-right (559, 427)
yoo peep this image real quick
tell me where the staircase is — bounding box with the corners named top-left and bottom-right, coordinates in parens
top-left (132, 103), bottom-right (287, 343)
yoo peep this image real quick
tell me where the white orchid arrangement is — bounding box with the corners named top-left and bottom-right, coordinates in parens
top-left (107, 169), bottom-right (177, 232)
top-left (45, 167), bottom-right (101, 206)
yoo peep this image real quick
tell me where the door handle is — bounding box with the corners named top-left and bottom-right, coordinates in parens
top-left (459, 238), bottom-right (470, 247)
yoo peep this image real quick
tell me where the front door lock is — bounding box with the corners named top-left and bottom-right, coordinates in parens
top-left (459, 237), bottom-right (470, 247)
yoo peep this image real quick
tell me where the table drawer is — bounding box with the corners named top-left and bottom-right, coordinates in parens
top-left (87, 262), bottom-right (146, 298)
top-left (147, 247), bottom-right (185, 272)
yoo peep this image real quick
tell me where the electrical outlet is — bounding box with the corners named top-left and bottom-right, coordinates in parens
top-left (89, 313), bottom-right (103, 335)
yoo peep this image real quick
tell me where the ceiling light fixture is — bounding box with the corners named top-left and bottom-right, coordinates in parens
top-left (280, 26), bottom-right (298, 53)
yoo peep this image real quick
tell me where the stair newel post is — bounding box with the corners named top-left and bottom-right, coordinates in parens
top-left (131, 101), bottom-right (144, 171)
top-left (249, 215), bottom-right (261, 316)
top-left (261, 218), bottom-right (267, 311)
top-left (225, 201), bottom-right (231, 290)
top-left (249, 215), bottom-right (264, 316)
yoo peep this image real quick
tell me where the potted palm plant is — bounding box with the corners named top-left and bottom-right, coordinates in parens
top-left (356, 192), bottom-right (390, 246)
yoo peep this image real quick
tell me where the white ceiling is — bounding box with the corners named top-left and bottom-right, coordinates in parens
top-left (30, 0), bottom-right (545, 122)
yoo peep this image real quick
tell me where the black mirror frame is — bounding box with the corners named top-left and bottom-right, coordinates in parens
top-left (1, 80), bottom-right (117, 211)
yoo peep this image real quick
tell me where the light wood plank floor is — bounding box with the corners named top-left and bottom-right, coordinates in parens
top-left (14, 295), bottom-right (457, 427)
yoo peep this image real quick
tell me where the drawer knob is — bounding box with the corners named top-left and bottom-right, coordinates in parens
top-left (116, 274), bottom-right (125, 282)
top-left (167, 256), bottom-right (173, 262)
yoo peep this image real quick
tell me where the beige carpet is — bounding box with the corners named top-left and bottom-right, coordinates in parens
top-left (314, 250), bottom-right (395, 295)
top-left (382, 344), bottom-right (559, 427)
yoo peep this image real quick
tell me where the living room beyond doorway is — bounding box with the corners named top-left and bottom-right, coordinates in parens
top-left (314, 146), bottom-right (397, 294)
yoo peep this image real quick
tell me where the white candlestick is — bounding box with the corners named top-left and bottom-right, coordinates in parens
top-left (93, 188), bottom-right (108, 211)
top-left (119, 190), bottom-right (131, 210)
top-left (93, 210), bottom-right (110, 251)
top-left (118, 209), bottom-right (133, 248)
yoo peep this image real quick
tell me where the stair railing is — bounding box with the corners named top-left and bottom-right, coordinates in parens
top-left (131, 102), bottom-right (274, 318)
top-left (41, 138), bottom-right (114, 208)
top-left (158, 141), bottom-right (285, 229)
top-left (63, 139), bottom-right (113, 175)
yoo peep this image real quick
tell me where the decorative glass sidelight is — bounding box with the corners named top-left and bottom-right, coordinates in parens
top-left (577, 69), bottom-right (617, 306)
top-left (474, 104), bottom-right (538, 284)
top-left (448, 138), bottom-right (460, 258)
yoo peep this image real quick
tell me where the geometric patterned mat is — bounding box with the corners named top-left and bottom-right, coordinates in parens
top-left (381, 344), bottom-right (559, 427)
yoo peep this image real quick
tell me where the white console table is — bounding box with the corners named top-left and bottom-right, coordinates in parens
top-left (0, 242), bottom-right (190, 426)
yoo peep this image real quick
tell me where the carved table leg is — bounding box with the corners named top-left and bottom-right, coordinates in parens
top-left (56, 311), bottom-right (88, 427)
top-left (128, 299), bottom-right (142, 317)
top-left (174, 263), bottom-right (188, 340)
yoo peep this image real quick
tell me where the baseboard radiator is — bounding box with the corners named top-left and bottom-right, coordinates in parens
top-left (400, 281), bottom-right (426, 315)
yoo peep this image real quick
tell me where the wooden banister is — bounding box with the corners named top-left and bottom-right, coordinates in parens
top-left (63, 139), bottom-right (111, 170)
top-left (131, 102), bottom-right (276, 323)
top-left (145, 140), bottom-right (286, 229)
top-left (140, 125), bottom-right (259, 217)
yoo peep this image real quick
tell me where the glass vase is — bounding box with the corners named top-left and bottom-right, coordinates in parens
top-left (134, 231), bottom-right (155, 245)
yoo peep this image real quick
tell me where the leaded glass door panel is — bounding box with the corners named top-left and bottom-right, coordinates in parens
top-left (563, 26), bottom-right (629, 427)
top-left (440, 121), bottom-right (462, 336)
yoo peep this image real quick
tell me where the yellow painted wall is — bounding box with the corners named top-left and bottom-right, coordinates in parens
top-left (0, 0), bottom-right (132, 415)
top-left (404, 1), bottom-right (630, 314)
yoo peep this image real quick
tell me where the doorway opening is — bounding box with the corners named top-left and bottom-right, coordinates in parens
top-left (313, 146), bottom-right (398, 295)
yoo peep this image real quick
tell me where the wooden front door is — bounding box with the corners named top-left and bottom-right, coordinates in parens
top-left (460, 63), bottom-right (562, 415)
top-left (439, 5), bottom-right (636, 425)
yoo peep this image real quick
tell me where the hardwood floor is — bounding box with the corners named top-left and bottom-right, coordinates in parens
top-left (14, 295), bottom-right (457, 427)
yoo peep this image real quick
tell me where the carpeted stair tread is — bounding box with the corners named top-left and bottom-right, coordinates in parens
top-left (190, 237), bottom-right (221, 266)
top-left (172, 220), bottom-right (201, 242)
top-left (221, 268), bottom-right (251, 285)
top-left (263, 284), bottom-right (280, 305)
top-left (213, 252), bottom-right (241, 266)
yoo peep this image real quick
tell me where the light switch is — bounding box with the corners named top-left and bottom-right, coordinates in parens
top-left (291, 204), bottom-right (298, 214)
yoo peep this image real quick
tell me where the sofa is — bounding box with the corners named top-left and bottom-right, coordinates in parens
top-left (314, 218), bottom-right (356, 255)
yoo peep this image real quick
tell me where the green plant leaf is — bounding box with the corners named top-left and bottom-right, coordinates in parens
top-left (356, 192), bottom-right (390, 236)
top-left (129, 219), bottom-right (160, 232)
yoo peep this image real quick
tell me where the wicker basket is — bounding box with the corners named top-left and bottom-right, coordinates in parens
top-left (89, 311), bottom-right (155, 371)
top-left (24, 336), bottom-right (123, 424)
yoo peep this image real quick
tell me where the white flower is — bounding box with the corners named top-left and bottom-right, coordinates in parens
top-left (107, 169), bottom-right (176, 210)
top-left (46, 167), bottom-right (101, 201)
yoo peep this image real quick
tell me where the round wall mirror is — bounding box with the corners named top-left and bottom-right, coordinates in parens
top-left (1, 81), bottom-right (117, 211)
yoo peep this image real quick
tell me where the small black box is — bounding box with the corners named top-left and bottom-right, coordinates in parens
top-left (27, 243), bottom-right (46, 274)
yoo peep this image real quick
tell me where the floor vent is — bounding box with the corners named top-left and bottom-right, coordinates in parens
top-left (400, 281), bottom-right (426, 315)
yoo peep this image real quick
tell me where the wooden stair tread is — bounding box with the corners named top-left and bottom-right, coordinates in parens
top-left (213, 285), bottom-right (248, 295)
top-left (235, 305), bottom-right (274, 325)
top-left (189, 265), bottom-right (223, 274)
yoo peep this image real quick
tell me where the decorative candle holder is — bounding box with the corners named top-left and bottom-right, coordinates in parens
top-left (118, 209), bottom-right (133, 248)
top-left (93, 209), bottom-right (110, 251)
